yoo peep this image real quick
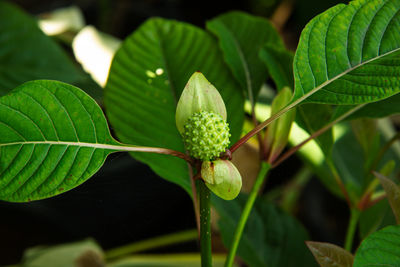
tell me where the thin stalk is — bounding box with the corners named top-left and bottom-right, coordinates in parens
top-left (230, 80), bottom-right (329, 153)
top-left (272, 104), bottom-right (365, 168)
top-left (327, 159), bottom-right (352, 207)
top-left (224, 162), bottom-right (271, 267)
top-left (199, 180), bottom-right (212, 267)
top-left (105, 229), bottom-right (198, 260)
top-left (344, 208), bottom-right (360, 251)
top-left (115, 144), bottom-right (194, 164)
top-left (230, 102), bottom-right (295, 153)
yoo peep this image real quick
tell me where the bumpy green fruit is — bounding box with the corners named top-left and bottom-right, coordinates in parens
top-left (182, 111), bottom-right (230, 161)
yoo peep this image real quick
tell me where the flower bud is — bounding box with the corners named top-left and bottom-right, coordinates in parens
top-left (201, 159), bottom-right (242, 200)
top-left (265, 87), bottom-right (296, 163)
top-left (175, 72), bottom-right (227, 134)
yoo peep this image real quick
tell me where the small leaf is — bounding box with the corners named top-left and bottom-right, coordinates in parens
top-left (265, 87), bottom-right (296, 163)
top-left (105, 18), bottom-right (244, 195)
top-left (373, 171), bottom-right (400, 224)
top-left (293, 0), bottom-right (400, 105)
top-left (259, 43), bottom-right (294, 91)
top-left (359, 198), bottom-right (396, 239)
top-left (207, 11), bottom-right (283, 103)
top-left (306, 241), bottom-right (354, 267)
top-left (354, 225), bottom-right (400, 267)
top-left (0, 80), bottom-right (119, 202)
top-left (331, 123), bottom-right (366, 202)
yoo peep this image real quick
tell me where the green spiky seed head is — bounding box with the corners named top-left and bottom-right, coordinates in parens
top-left (182, 111), bottom-right (230, 161)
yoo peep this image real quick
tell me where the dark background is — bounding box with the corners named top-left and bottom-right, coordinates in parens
top-left (0, 0), bottom-right (349, 265)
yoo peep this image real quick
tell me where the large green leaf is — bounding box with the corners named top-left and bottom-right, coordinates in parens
top-left (105, 18), bottom-right (244, 195)
top-left (293, 0), bottom-right (400, 105)
top-left (353, 225), bottom-right (400, 267)
top-left (213, 195), bottom-right (317, 267)
top-left (0, 80), bottom-right (119, 202)
top-left (0, 2), bottom-right (81, 95)
top-left (206, 11), bottom-right (282, 103)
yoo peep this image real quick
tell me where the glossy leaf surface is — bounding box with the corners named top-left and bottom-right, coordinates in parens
top-left (0, 80), bottom-right (118, 202)
top-left (293, 0), bottom-right (400, 105)
top-left (105, 18), bottom-right (244, 194)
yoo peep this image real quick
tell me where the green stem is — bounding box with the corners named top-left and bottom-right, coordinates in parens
top-left (105, 229), bottom-right (198, 260)
top-left (224, 162), bottom-right (271, 267)
top-left (199, 180), bottom-right (212, 267)
top-left (344, 208), bottom-right (360, 251)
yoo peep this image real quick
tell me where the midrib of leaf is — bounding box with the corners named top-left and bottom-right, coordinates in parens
top-left (215, 22), bottom-right (254, 105)
top-left (0, 141), bottom-right (166, 153)
top-left (293, 46), bottom-right (400, 106)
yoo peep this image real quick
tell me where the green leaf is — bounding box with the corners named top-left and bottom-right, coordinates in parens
top-left (359, 197), bottom-right (396, 239)
top-left (335, 94), bottom-right (400, 121)
top-left (374, 171), bottom-right (400, 224)
top-left (265, 87), bottom-right (296, 162)
top-left (0, 2), bottom-right (81, 95)
top-left (353, 225), bottom-right (400, 267)
top-left (296, 103), bottom-right (334, 156)
top-left (21, 239), bottom-right (103, 267)
top-left (105, 18), bottom-right (244, 195)
top-left (306, 241), bottom-right (354, 267)
top-left (0, 80), bottom-right (119, 202)
top-left (293, 0), bottom-right (400, 105)
top-left (331, 123), bottom-right (366, 202)
top-left (259, 43), bottom-right (294, 91)
top-left (213, 195), bottom-right (317, 267)
top-left (206, 11), bottom-right (282, 103)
